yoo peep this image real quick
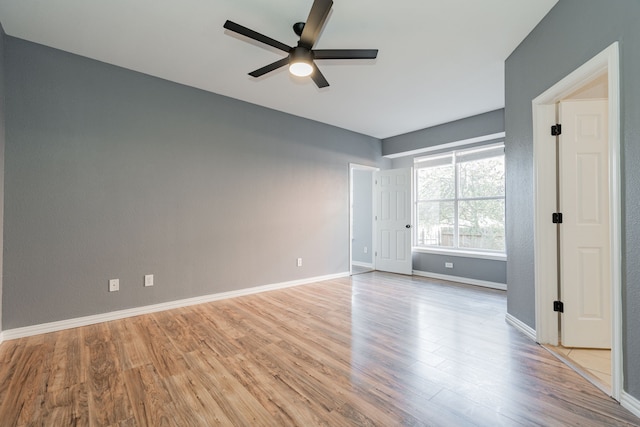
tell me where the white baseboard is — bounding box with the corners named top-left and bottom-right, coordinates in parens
top-left (0, 331), bottom-right (3, 345)
top-left (622, 391), bottom-right (640, 419)
top-left (505, 313), bottom-right (537, 342)
top-left (412, 270), bottom-right (507, 291)
top-left (352, 261), bottom-right (373, 268)
top-left (1, 272), bottom-right (350, 341)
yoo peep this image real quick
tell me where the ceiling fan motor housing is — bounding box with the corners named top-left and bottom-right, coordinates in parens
top-left (290, 46), bottom-right (313, 62)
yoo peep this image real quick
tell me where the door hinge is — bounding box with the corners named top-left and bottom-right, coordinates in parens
top-left (551, 124), bottom-right (562, 136)
top-left (553, 300), bottom-right (564, 313)
top-left (552, 212), bottom-right (563, 224)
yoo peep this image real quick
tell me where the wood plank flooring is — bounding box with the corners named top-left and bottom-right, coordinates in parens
top-left (1, 272), bottom-right (639, 426)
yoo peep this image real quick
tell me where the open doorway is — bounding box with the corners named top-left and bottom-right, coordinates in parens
top-left (532, 43), bottom-right (621, 399)
top-left (350, 164), bottom-right (378, 275)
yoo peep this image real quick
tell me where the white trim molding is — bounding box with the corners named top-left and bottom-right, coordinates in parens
top-left (505, 313), bottom-right (537, 342)
top-left (2, 272), bottom-right (350, 341)
top-left (413, 247), bottom-right (507, 262)
top-left (621, 392), bottom-right (640, 420)
top-left (413, 270), bottom-right (506, 291)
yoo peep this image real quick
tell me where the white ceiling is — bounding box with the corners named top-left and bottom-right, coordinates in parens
top-left (0, 0), bottom-right (558, 139)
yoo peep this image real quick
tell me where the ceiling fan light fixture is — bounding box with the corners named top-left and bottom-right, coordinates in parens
top-left (289, 61), bottom-right (313, 77)
top-left (289, 47), bottom-right (314, 77)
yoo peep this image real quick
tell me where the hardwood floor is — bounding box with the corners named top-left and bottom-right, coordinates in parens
top-left (1, 272), bottom-right (639, 426)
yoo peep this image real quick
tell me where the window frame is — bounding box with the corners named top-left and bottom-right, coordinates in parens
top-left (413, 143), bottom-right (506, 257)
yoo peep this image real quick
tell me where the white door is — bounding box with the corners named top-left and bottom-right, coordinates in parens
top-left (559, 99), bottom-right (611, 348)
top-left (375, 168), bottom-right (412, 275)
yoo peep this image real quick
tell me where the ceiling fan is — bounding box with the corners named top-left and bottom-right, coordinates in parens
top-left (223, 0), bottom-right (378, 88)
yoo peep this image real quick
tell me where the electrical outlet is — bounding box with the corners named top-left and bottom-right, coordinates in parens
top-left (109, 279), bottom-right (119, 292)
top-left (445, 262), bottom-right (454, 269)
top-left (364, 246), bottom-right (368, 254)
top-left (297, 257), bottom-right (303, 267)
top-left (144, 274), bottom-right (154, 287)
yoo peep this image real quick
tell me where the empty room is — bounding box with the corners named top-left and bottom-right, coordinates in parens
top-left (0, 0), bottom-right (640, 425)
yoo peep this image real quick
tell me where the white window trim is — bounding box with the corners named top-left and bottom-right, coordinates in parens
top-left (414, 142), bottom-right (506, 255)
top-left (412, 246), bottom-right (507, 261)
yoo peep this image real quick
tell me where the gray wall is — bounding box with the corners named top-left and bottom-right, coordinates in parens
top-left (387, 111), bottom-right (507, 285)
top-left (352, 169), bottom-right (373, 265)
top-left (413, 253), bottom-right (506, 284)
top-left (382, 109), bottom-right (504, 157)
top-left (0, 23), bottom-right (5, 333)
top-left (505, 0), bottom-right (640, 399)
top-left (2, 36), bottom-right (384, 329)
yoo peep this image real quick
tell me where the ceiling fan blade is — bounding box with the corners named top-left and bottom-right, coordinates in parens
top-left (249, 57), bottom-right (291, 77)
top-left (313, 49), bottom-right (379, 60)
top-left (224, 20), bottom-right (291, 53)
top-left (310, 62), bottom-right (329, 88)
top-left (299, 0), bottom-right (333, 49)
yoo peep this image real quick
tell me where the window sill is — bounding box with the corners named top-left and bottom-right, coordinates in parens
top-left (412, 247), bottom-right (507, 261)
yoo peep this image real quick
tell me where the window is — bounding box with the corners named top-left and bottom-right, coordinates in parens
top-left (414, 144), bottom-right (505, 253)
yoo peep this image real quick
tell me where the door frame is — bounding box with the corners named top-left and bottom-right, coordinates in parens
top-left (349, 163), bottom-right (379, 275)
top-left (532, 42), bottom-right (621, 399)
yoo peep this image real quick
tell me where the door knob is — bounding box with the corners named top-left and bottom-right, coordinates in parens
top-left (405, 224), bottom-right (411, 228)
